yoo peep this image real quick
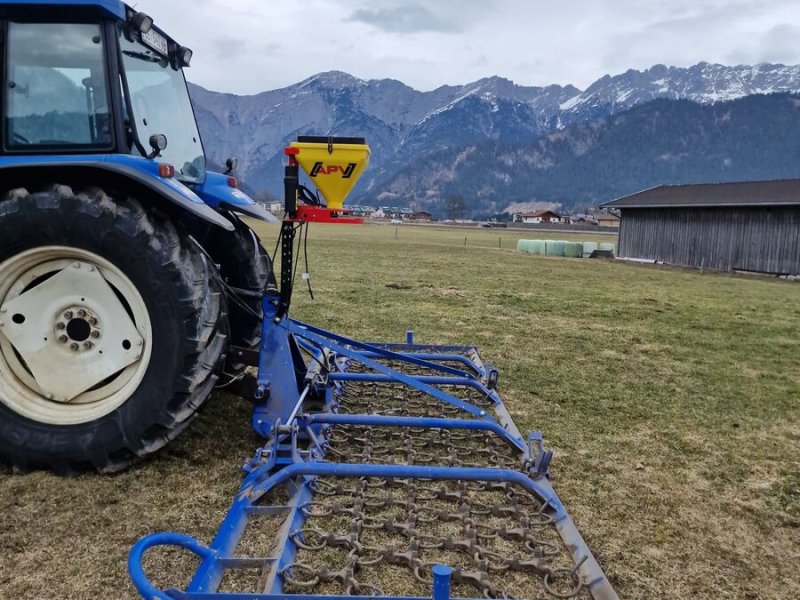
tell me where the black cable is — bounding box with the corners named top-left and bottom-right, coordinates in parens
top-left (291, 222), bottom-right (304, 287)
top-left (218, 276), bottom-right (263, 320)
top-left (303, 222), bottom-right (315, 300)
top-left (298, 338), bottom-right (329, 373)
top-left (186, 235), bottom-right (263, 320)
top-left (298, 184), bottom-right (323, 207)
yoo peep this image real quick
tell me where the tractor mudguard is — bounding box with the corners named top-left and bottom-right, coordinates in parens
top-left (0, 154), bottom-right (234, 231)
top-left (194, 171), bottom-right (279, 223)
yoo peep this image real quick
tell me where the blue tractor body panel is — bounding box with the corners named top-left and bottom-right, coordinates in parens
top-left (0, 154), bottom-right (236, 230)
top-left (195, 171), bottom-right (279, 223)
top-left (0, 0), bottom-right (126, 17)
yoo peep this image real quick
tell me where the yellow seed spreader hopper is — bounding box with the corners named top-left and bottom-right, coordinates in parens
top-left (285, 136), bottom-right (370, 222)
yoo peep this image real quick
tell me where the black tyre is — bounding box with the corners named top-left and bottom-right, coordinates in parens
top-left (0, 184), bottom-right (228, 472)
top-left (195, 211), bottom-right (274, 375)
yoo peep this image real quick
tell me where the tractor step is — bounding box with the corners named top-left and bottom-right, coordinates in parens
top-left (129, 315), bottom-right (618, 600)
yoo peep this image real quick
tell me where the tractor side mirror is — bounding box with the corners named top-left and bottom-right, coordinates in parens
top-left (224, 157), bottom-right (238, 175)
top-left (147, 134), bottom-right (168, 159)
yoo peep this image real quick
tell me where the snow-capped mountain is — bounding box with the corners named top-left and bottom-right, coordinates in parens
top-left (189, 62), bottom-right (800, 206)
top-left (376, 94), bottom-right (800, 215)
top-left (557, 62), bottom-right (800, 124)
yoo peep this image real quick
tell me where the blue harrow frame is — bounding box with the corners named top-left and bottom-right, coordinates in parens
top-left (129, 296), bottom-right (619, 600)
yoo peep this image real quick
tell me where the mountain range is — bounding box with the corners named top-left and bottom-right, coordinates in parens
top-left (189, 62), bottom-right (800, 215)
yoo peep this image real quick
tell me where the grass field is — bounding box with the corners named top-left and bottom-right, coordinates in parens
top-left (1, 222), bottom-right (798, 600)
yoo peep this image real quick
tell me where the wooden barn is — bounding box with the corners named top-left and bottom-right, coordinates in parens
top-left (604, 180), bottom-right (800, 276)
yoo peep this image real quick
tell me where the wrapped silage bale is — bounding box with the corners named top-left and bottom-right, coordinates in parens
top-left (564, 242), bottom-right (583, 258)
top-left (516, 239), bottom-right (528, 252)
top-left (529, 240), bottom-right (545, 255)
top-left (599, 242), bottom-right (616, 256)
top-left (582, 241), bottom-right (599, 257)
top-left (545, 240), bottom-right (566, 257)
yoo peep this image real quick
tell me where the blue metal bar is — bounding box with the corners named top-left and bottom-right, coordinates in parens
top-left (246, 462), bottom-right (565, 518)
top-left (303, 413), bottom-right (527, 454)
top-left (289, 319), bottom-right (476, 380)
top-left (130, 533), bottom-right (216, 600)
top-left (356, 352), bottom-right (486, 377)
top-left (284, 324), bottom-right (492, 420)
top-left (172, 595), bottom-right (476, 600)
top-left (365, 343), bottom-right (477, 352)
top-left (327, 372), bottom-right (498, 402)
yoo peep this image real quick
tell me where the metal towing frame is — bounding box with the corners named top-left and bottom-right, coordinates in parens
top-left (128, 142), bottom-right (619, 600)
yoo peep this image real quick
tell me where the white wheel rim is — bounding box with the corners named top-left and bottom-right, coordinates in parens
top-left (0, 246), bottom-right (153, 425)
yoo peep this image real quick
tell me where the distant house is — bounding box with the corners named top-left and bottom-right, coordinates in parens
top-left (569, 213), bottom-right (597, 224)
top-left (515, 210), bottom-right (562, 224)
top-left (595, 212), bottom-right (620, 228)
top-left (410, 211), bottom-right (433, 221)
top-left (380, 206), bottom-right (403, 219)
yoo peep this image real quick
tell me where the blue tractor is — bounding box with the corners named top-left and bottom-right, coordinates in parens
top-left (0, 0), bottom-right (277, 472)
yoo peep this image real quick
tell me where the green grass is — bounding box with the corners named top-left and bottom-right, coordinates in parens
top-left (1, 221), bottom-right (798, 599)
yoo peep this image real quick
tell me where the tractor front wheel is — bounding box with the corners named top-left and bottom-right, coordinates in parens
top-left (0, 184), bottom-right (228, 472)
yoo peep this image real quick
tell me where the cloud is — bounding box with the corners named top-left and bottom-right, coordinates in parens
top-left (130, 0), bottom-right (800, 94)
top-left (757, 24), bottom-right (800, 63)
top-left (348, 3), bottom-right (461, 34)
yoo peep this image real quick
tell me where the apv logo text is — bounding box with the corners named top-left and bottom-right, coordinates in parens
top-left (310, 162), bottom-right (357, 179)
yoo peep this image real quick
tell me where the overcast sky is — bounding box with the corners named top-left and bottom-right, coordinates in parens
top-left (132, 0), bottom-right (800, 95)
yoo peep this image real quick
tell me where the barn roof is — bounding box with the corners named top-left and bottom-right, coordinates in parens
top-left (604, 179), bottom-right (800, 209)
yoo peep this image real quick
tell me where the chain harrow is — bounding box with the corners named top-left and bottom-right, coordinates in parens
top-left (129, 324), bottom-right (617, 600)
top-left (274, 369), bottom-right (590, 599)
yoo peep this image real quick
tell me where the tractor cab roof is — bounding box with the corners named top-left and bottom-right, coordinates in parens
top-left (0, 0), bottom-right (125, 19)
top-left (0, 1), bottom-right (185, 52)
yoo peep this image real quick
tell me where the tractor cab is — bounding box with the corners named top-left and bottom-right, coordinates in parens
top-left (1, 2), bottom-right (205, 183)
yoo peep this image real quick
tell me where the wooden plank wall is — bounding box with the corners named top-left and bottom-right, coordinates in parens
top-left (618, 207), bottom-right (800, 275)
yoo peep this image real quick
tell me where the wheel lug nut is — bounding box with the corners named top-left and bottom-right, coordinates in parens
top-left (56, 322), bottom-right (66, 330)
top-left (89, 317), bottom-right (98, 326)
top-left (77, 309), bottom-right (86, 318)
top-left (83, 341), bottom-right (93, 350)
top-left (64, 311), bottom-right (73, 319)
top-left (69, 342), bottom-right (79, 351)
top-left (58, 335), bottom-right (68, 343)
top-left (90, 330), bottom-right (100, 338)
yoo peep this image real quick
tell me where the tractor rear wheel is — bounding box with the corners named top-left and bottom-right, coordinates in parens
top-left (0, 184), bottom-right (228, 472)
top-left (196, 211), bottom-right (274, 376)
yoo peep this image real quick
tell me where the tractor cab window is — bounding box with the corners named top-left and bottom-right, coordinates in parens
top-left (5, 22), bottom-right (112, 148)
top-left (119, 30), bottom-right (205, 183)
